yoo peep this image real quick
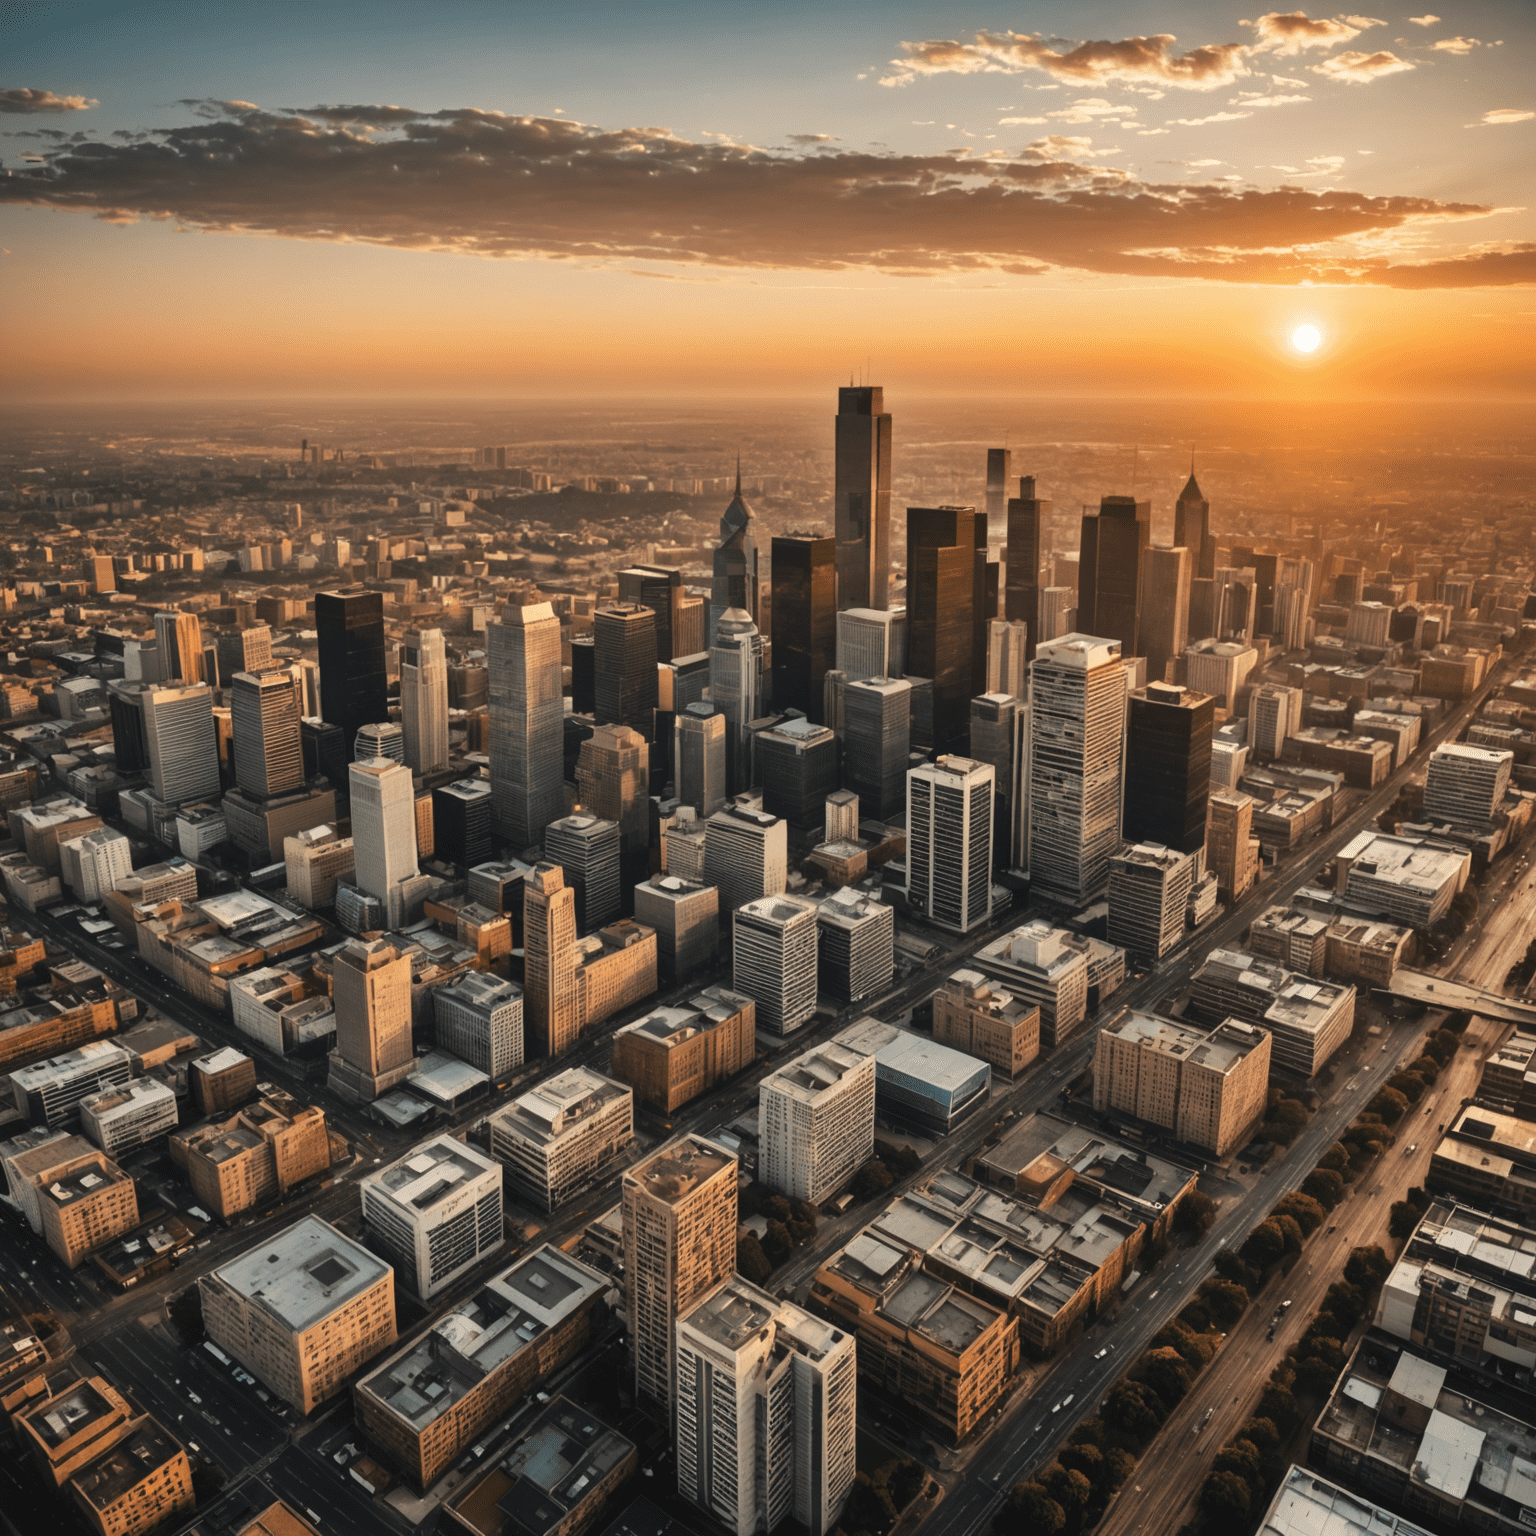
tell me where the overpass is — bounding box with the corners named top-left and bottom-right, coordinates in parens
top-left (1387, 968), bottom-right (1536, 1027)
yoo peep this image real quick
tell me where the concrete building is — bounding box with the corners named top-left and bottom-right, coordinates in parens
top-left (759, 1035), bottom-right (876, 1203)
top-left (190, 1045), bottom-right (258, 1115)
top-left (1092, 1011), bottom-right (1270, 1156)
top-left (141, 682), bottom-right (221, 804)
top-left (35, 1148), bottom-right (138, 1268)
top-left (1184, 638), bottom-right (1257, 713)
top-left (399, 627), bottom-right (450, 775)
top-left (1429, 1106), bottom-right (1536, 1218)
top-left (843, 677), bottom-right (912, 822)
top-left (676, 1278), bottom-right (857, 1536)
top-left (328, 938), bottom-right (416, 1103)
top-left (173, 1091), bottom-right (330, 1220)
top-left (1255, 1468), bottom-right (1436, 1536)
top-left (12, 1040), bottom-right (133, 1128)
top-left (733, 894), bottom-right (820, 1037)
top-left (1335, 831), bottom-right (1471, 929)
top-left (836, 607), bottom-right (904, 683)
top-left (704, 802), bottom-right (787, 915)
top-left (1107, 843), bottom-right (1198, 963)
top-left (622, 1134), bottom-right (738, 1412)
top-left (839, 1016), bottom-right (992, 1138)
top-left (489, 1067), bottom-right (633, 1212)
top-left (633, 874), bottom-right (719, 985)
top-left (350, 757), bottom-right (425, 930)
top-left (432, 972), bottom-right (524, 1083)
top-left (1248, 905), bottom-right (1329, 974)
top-left (1423, 742), bottom-right (1513, 827)
top-left (1324, 917), bottom-right (1414, 986)
top-left (907, 755), bottom-right (994, 933)
top-left (355, 1245), bottom-right (607, 1491)
top-left (433, 779), bottom-right (494, 871)
top-left (199, 1215), bottom-right (396, 1414)
top-left (16, 1374), bottom-right (141, 1487)
top-left (610, 988), bottom-right (756, 1114)
top-left (361, 1135), bottom-right (504, 1300)
top-left (545, 813), bottom-right (621, 933)
top-left (58, 827), bottom-right (132, 904)
top-left (816, 887), bottom-right (894, 1004)
top-left (68, 1418), bottom-right (193, 1536)
top-left (1248, 684), bottom-right (1305, 763)
top-left (283, 824), bottom-right (355, 908)
top-left (1190, 949), bottom-right (1354, 1077)
top-left (972, 921), bottom-right (1091, 1048)
top-left (522, 861), bottom-right (581, 1058)
top-left (1206, 788), bottom-right (1260, 903)
top-left (79, 1078), bottom-right (178, 1158)
top-left (710, 608), bottom-right (765, 794)
top-left (488, 603), bottom-right (565, 849)
top-left (757, 714), bottom-right (839, 827)
top-left (674, 703), bottom-right (728, 820)
top-left (931, 970), bottom-right (1040, 1079)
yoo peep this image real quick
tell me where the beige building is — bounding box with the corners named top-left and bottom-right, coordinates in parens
top-left (172, 1091), bottom-right (330, 1220)
top-left (1092, 1010), bottom-right (1271, 1156)
top-left (931, 969), bottom-right (1040, 1079)
top-left (327, 938), bottom-right (416, 1103)
top-left (1206, 787), bottom-right (1259, 903)
top-left (610, 987), bottom-right (756, 1113)
top-left (489, 1067), bottom-right (633, 1212)
top-left (68, 1419), bottom-right (193, 1536)
top-left (759, 1035), bottom-right (877, 1204)
top-left (199, 1215), bottom-right (396, 1413)
top-left (17, 1375), bottom-right (140, 1487)
top-left (283, 824), bottom-right (354, 908)
top-left (235, 1507), bottom-right (321, 1536)
top-left (971, 921), bottom-right (1091, 1048)
top-left (36, 1150), bottom-right (139, 1268)
top-left (622, 1135), bottom-right (738, 1412)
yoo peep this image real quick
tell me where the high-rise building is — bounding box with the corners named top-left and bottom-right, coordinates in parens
top-left (1122, 682), bottom-right (1214, 854)
top-left (432, 971), bottom-right (524, 1081)
top-left (907, 505), bottom-right (983, 752)
top-left (675, 1278), bottom-right (857, 1536)
top-left (316, 588), bottom-right (388, 745)
top-left (622, 1134), bottom-right (737, 1412)
top-left (816, 888), bottom-right (894, 1003)
top-left (58, 827), bottom-right (132, 903)
top-left (487, 603), bottom-right (565, 855)
top-left (984, 446), bottom-right (1012, 526)
top-left (398, 628), bottom-right (449, 775)
top-left (674, 702), bottom-right (727, 818)
top-left (824, 788), bottom-right (860, 844)
top-left (1248, 683), bottom-right (1304, 763)
top-left (1424, 742), bottom-right (1513, 827)
top-left (759, 1033), bottom-right (876, 1202)
top-left (349, 758), bottom-right (424, 928)
top-left (1174, 470), bottom-right (1213, 581)
top-left (154, 609), bottom-right (204, 685)
top-left (215, 626), bottom-right (273, 687)
top-left (771, 534), bottom-right (837, 721)
top-left (618, 565), bottom-right (688, 662)
top-left (709, 609), bottom-right (765, 796)
top-left (360, 1135), bottom-right (503, 1300)
top-left (907, 755), bottom-right (994, 933)
top-left (522, 862), bottom-right (581, 1058)
top-left (1107, 843), bottom-right (1199, 962)
top-left (1139, 545), bottom-right (1191, 685)
top-left (985, 619), bottom-right (1029, 700)
top-left (704, 803), bottom-right (786, 914)
top-left (842, 676), bottom-right (912, 822)
top-left (353, 720), bottom-right (404, 763)
top-left (594, 603), bottom-right (659, 739)
top-left (1004, 475), bottom-right (1050, 658)
top-left (230, 666), bottom-right (305, 799)
top-left (733, 895), bottom-right (819, 1036)
top-left (1206, 788), bottom-right (1259, 903)
top-left (1028, 634), bottom-right (1127, 904)
top-left (142, 683), bottom-right (221, 804)
top-left (1078, 495), bottom-right (1149, 658)
top-left (633, 874), bottom-right (720, 985)
top-left (836, 607), bottom-right (905, 682)
top-left (1184, 637), bottom-right (1257, 712)
top-left (432, 778), bottom-right (494, 869)
top-left (107, 680), bottom-right (150, 773)
top-left (756, 715), bottom-right (838, 826)
top-left (834, 386), bottom-right (892, 611)
top-left (969, 693), bottom-right (1020, 865)
top-left (544, 813), bottom-right (621, 932)
top-left (284, 824), bottom-right (354, 908)
top-left (327, 938), bottom-right (416, 1103)
top-left (489, 1067), bottom-right (633, 1211)
top-left (575, 723), bottom-right (649, 892)
top-left (710, 471), bottom-right (760, 642)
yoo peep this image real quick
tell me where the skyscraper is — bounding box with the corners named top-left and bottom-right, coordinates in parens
top-left (544, 814), bottom-right (621, 932)
top-left (593, 602), bottom-right (659, 739)
top-left (1029, 634), bottom-right (1127, 904)
top-left (328, 938), bottom-right (415, 1102)
top-left (704, 803), bottom-right (787, 914)
top-left (733, 895), bottom-right (819, 1036)
top-left (622, 1135), bottom-right (737, 1414)
top-left (1107, 843), bottom-right (1199, 962)
top-left (1122, 682), bottom-right (1214, 854)
top-left (1206, 788), bottom-right (1258, 903)
top-left (985, 447), bottom-right (1012, 530)
top-left (907, 505), bottom-right (983, 753)
top-left (399, 628), bottom-right (449, 775)
top-left (1175, 469), bottom-right (1213, 581)
top-left (985, 619), bottom-right (1029, 701)
top-left (709, 609), bottom-right (765, 797)
top-left (350, 758), bottom-right (423, 929)
top-left (230, 667), bottom-right (305, 800)
top-left (674, 703), bottom-right (727, 818)
top-left (141, 683), bottom-right (221, 804)
top-left (907, 755), bottom-right (995, 933)
top-left (836, 607), bottom-right (905, 682)
top-left (1078, 496), bottom-right (1149, 659)
top-left (215, 626), bottom-right (272, 687)
top-left (575, 725), bottom-right (650, 895)
top-left (770, 534), bottom-right (836, 722)
top-left (432, 778), bottom-right (494, 870)
top-left (523, 863), bottom-right (581, 1057)
top-left (834, 386), bottom-right (892, 611)
top-left (1139, 545), bottom-right (1192, 687)
top-left (842, 677), bottom-right (911, 821)
top-left (154, 610), bottom-right (204, 685)
top-left (710, 470), bottom-right (759, 643)
top-left (618, 565), bottom-right (687, 662)
top-left (756, 715), bottom-right (839, 826)
top-left (1004, 475), bottom-right (1050, 658)
top-left (316, 588), bottom-right (388, 745)
top-left (354, 721), bottom-right (405, 763)
top-left (488, 603), bottom-right (564, 849)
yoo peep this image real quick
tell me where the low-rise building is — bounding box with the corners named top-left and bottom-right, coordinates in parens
top-left (610, 987), bottom-right (756, 1114)
top-left (37, 1149), bottom-right (139, 1268)
top-left (839, 1016), bottom-right (992, 1138)
top-left (1429, 1106), bottom-right (1536, 1218)
top-left (172, 1090), bottom-right (330, 1220)
top-left (1256, 1467), bottom-right (1436, 1536)
top-left (1190, 949), bottom-right (1354, 1077)
top-left (1335, 831), bottom-right (1471, 930)
top-left (931, 969), bottom-right (1040, 1079)
top-left (16, 1375), bottom-right (140, 1486)
top-left (488, 1068), bottom-right (634, 1213)
top-left (0, 978), bottom-right (122, 1075)
top-left (11, 1040), bottom-right (133, 1128)
top-left (1247, 905), bottom-right (1328, 975)
top-left (971, 921), bottom-right (1091, 1048)
top-left (1324, 917), bottom-right (1415, 985)
top-left (79, 1079), bottom-right (179, 1157)
top-left (432, 971), bottom-right (525, 1083)
top-left (1478, 1031), bottom-right (1536, 1120)
top-left (68, 1418), bottom-right (193, 1536)
top-left (1286, 727), bottom-right (1392, 787)
top-left (190, 1045), bottom-right (258, 1115)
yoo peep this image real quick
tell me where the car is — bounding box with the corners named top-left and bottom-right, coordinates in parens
top-left (1094, 1348), bottom-right (1109, 1360)
top-left (1063, 1394), bottom-right (1075, 1408)
top-left (1405, 1144), bottom-right (1418, 1156)
top-left (186, 1392), bottom-right (202, 1405)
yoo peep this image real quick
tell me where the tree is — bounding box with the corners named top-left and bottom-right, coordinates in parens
top-left (1038, 1464), bottom-right (1092, 1521)
top-left (1240, 1219), bottom-right (1287, 1272)
top-left (792, 1199), bottom-right (820, 1231)
top-left (1317, 1281), bottom-right (1367, 1332)
top-left (1134, 1346), bottom-right (1194, 1411)
top-left (1406, 1185), bottom-right (1432, 1211)
top-left (1423, 1032), bottom-right (1458, 1067)
top-left (1271, 1098), bottom-right (1309, 1131)
top-left (1101, 1380), bottom-right (1167, 1446)
top-left (167, 1287), bottom-right (204, 1344)
top-left (1389, 1201), bottom-right (1422, 1239)
top-left (1212, 1438), bottom-right (1261, 1487)
top-left (1316, 1143), bottom-right (1351, 1175)
top-left (765, 1195), bottom-right (792, 1223)
top-left (1297, 1349), bottom-right (1347, 1397)
top-left (1345, 1245), bottom-right (1391, 1293)
top-left (1274, 1214), bottom-right (1306, 1255)
top-left (1215, 1249), bottom-right (1257, 1289)
top-left (1387, 1071), bottom-right (1426, 1104)
top-left (1173, 1190), bottom-right (1216, 1238)
top-left (1271, 1193), bottom-right (1326, 1236)
top-left (1058, 1442), bottom-right (1104, 1487)
top-left (853, 1160), bottom-right (894, 1200)
top-left (1409, 1054), bottom-right (1441, 1083)
top-left (737, 1232), bottom-right (773, 1285)
top-left (1257, 1382), bottom-right (1300, 1432)
top-left (1198, 1279), bottom-right (1250, 1331)
top-left (761, 1220), bottom-right (792, 1267)
top-left (1238, 1417), bottom-right (1280, 1454)
top-left (1001, 1482), bottom-right (1065, 1536)
top-left (1302, 1167), bottom-right (1346, 1209)
top-left (1199, 1471), bottom-right (1253, 1525)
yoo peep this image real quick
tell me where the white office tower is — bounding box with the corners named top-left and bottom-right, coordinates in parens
top-left (1345, 602), bottom-right (1393, 649)
top-left (1424, 742), bottom-right (1513, 827)
top-left (676, 1278), bottom-right (857, 1536)
top-left (836, 607), bottom-right (905, 683)
top-left (489, 603), bottom-right (565, 849)
top-left (360, 1135), bottom-right (503, 1299)
top-left (58, 827), bottom-right (132, 902)
top-left (354, 721), bottom-right (406, 763)
top-left (758, 1032), bottom-right (876, 1201)
top-left (399, 627), bottom-right (449, 775)
top-left (432, 971), bottom-right (525, 1081)
top-left (733, 895), bottom-right (819, 1036)
top-left (704, 803), bottom-right (787, 914)
top-left (709, 609), bottom-right (765, 797)
top-left (1107, 843), bottom-right (1198, 963)
top-left (1248, 684), bottom-right (1303, 763)
top-left (154, 609), bottom-right (204, 684)
top-left (350, 758), bottom-right (425, 928)
top-left (907, 755), bottom-right (995, 933)
top-left (675, 703), bottom-right (728, 819)
top-left (230, 666), bottom-right (305, 797)
top-left (985, 620), bottom-right (1029, 701)
top-left (142, 682), bottom-right (221, 804)
top-left (1029, 635), bottom-right (1127, 905)
top-left (1037, 587), bottom-right (1074, 645)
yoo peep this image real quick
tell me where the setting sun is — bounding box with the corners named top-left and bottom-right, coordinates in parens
top-left (1291, 324), bottom-right (1323, 354)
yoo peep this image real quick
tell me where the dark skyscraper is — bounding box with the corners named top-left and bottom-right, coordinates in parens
top-left (620, 564), bottom-right (686, 662)
top-left (1175, 471), bottom-right (1214, 581)
top-left (1005, 476), bottom-right (1050, 659)
top-left (1078, 496), bottom-right (1149, 658)
top-left (835, 386), bottom-right (892, 611)
top-left (710, 471), bottom-right (759, 644)
top-left (985, 448), bottom-right (1011, 530)
top-left (316, 587), bottom-right (388, 746)
top-left (594, 603), bottom-right (659, 740)
top-left (770, 534), bottom-right (836, 723)
top-left (907, 505), bottom-right (981, 754)
top-left (1122, 682), bottom-right (1214, 854)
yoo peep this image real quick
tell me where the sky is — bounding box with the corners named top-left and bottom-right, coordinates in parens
top-left (1, 0), bottom-right (1532, 401)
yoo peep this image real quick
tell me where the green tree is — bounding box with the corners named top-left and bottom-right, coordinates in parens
top-left (1316, 1143), bottom-right (1351, 1175)
top-left (1302, 1168), bottom-right (1345, 1209)
top-left (1215, 1249), bottom-right (1258, 1289)
top-left (1297, 1350), bottom-right (1347, 1397)
top-left (1238, 1416), bottom-right (1280, 1454)
top-left (1274, 1214), bottom-right (1306, 1255)
top-left (1257, 1382), bottom-right (1299, 1431)
top-left (1101, 1380), bottom-right (1167, 1446)
top-left (1134, 1346), bottom-right (1194, 1411)
top-left (737, 1232), bottom-right (773, 1284)
top-left (1173, 1190), bottom-right (1216, 1238)
top-left (1212, 1438), bottom-right (1261, 1486)
top-left (1271, 1193), bottom-right (1327, 1235)
top-left (1317, 1281), bottom-right (1367, 1332)
top-left (1345, 1246), bottom-right (1391, 1294)
top-left (1271, 1098), bottom-right (1309, 1131)
top-left (1000, 1482), bottom-right (1065, 1535)
top-left (1198, 1278), bottom-right (1250, 1331)
top-left (1408, 1054), bottom-right (1441, 1083)
top-left (1058, 1442), bottom-right (1104, 1488)
top-left (1199, 1471), bottom-right (1253, 1525)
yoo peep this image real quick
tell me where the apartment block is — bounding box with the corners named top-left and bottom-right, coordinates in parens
top-left (488, 1067), bottom-right (633, 1212)
top-left (79, 1079), bottom-right (179, 1158)
top-left (38, 1150), bottom-right (139, 1268)
top-left (284, 824), bottom-right (355, 908)
top-left (815, 888), bottom-right (895, 1004)
top-left (1190, 949), bottom-right (1354, 1077)
top-left (1248, 905), bottom-right (1328, 975)
top-left (931, 969), bottom-right (1040, 1079)
top-left (1423, 742), bottom-right (1513, 827)
top-left (172, 1091), bottom-right (330, 1220)
top-left (191, 1045), bottom-right (258, 1115)
top-left (733, 895), bottom-right (820, 1037)
top-left (759, 1035), bottom-right (876, 1203)
top-left (704, 802), bottom-right (787, 915)
top-left (16, 1375), bottom-right (139, 1487)
top-left (1107, 843), bottom-right (1198, 963)
top-left (431, 971), bottom-right (525, 1083)
top-left (972, 921), bottom-right (1091, 1048)
top-left (1206, 788), bottom-right (1259, 903)
top-left (610, 988), bottom-right (756, 1114)
top-left (68, 1419), bottom-right (193, 1536)
top-left (1429, 1106), bottom-right (1536, 1218)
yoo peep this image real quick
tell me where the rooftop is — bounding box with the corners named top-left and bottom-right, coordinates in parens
top-left (624, 1135), bottom-right (734, 1206)
top-left (365, 1136), bottom-right (500, 1213)
top-left (1256, 1466), bottom-right (1434, 1536)
top-left (69, 1421), bottom-right (185, 1511)
top-left (209, 1215), bottom-right (391, 1333)
top-left (493, 1068), bottom-right (630, 1145)
top-left (762, 1039), bottom-right (870, 1103)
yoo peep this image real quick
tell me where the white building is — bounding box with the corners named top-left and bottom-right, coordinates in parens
top-left (733, 895), bottom-right (819, 1037)
top-left (141, 682), bottom-right (221, 804)
top-left (1336, 831), bottom-right (1472, 929)
top-left (399, 627), bottom-right (449, 776)
top-left (11, 1041), bottom-right (134, 1128)
top-left (349, 758), bottom-right (425, 929)
top-left (1423, 742), bottom-right (1513, 827)
top-left (676, 1277), bottom-right (857, 1536)
top-left (704, 803), bottom-right (787, 915)
top-left (431, 971), bottom-right (524, 1082)
top-left (1184, 639), bottom-right (1257, 714)
top-left (815, 888), bottom-right (895, 1003)
top-left (489, 1067), bottom-right (633, 1213)
top-left (972, 921), bottom-right (1092, 1048)
top-left (1107, 843), bottom-right (1198, 962)
top-left (360, 1135), bottom-right (504, 1299)
top-left (78, 1078), bottom-right (179, 1157)
top-left (906, 755), bottom-right (994, 933)
top-left (836, 607), bottom-right (905, 683)
top-left (759, 1035), bottom-right (876, 1203)
top-left (58, 827), bottom-right (132, 902)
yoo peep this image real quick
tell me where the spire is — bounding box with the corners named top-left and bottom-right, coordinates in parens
top-left (735, 453), bottom-right (741, 499)
top-left (1180, 448), bottom-right (1204, 503)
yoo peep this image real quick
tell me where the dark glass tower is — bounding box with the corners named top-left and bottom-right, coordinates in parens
top-left (593, 603), bottom-right (658, 739)
top-left (618, 565), bottom-right (686, 662)
top-left (770, 534), bottom-right (836, 722)
top-left (1079, 496), bottom-right (1149, 657)
top-left (835, 386), bottom-right (892, 611)
top-left (1005, 476), bottom-right (1050, 659)
top-left (1122, 682), bottom-right (1214, 854)
top-left (315, 587), bottom-right (388, 746)
top-left (907, 505), bottom-right (981, 754)
top-left (1175, 471), bottom-right (1214, 581)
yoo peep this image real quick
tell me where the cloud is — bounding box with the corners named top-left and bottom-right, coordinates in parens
top-left (1407, 14), bottom-right (1440, 24)
top-left (882, 31), bottom-right (1250, 90)
top-left (1471, 108), bottom-right (1535, 126)
top-left (0, 86), bottom-right (98, 115)
top-left (1430, 36), bottom-right (1479, 53)
top-left (786, 133), bottom-right (838, 145)
top-left (1022, 135), bottom-right (1121, 160)
top-left (1250, 12), bottom-right (1383, 54)
top-left (0, 97), bottom-right (1518, 288)
top-left (1232, 91), bottom-right (1313, 106)
top-left (1311, 49), bottom-right (1415, 80)
top-left (1167, 111), bottom-right (1254, 125)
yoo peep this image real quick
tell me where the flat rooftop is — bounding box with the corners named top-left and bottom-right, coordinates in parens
top-left (494, 1068), bottom-right (630, 1145)
top-left (209, 1215), bottom-right (390, 1333)
top-left (624, 1136), bottom-right (734, 1206)
top-left (24, 1378), bottom-right (121, 1448)
top-left (763, 1040), bottom-right (868, 1102)
top-left (1257, 1466), bottom-right (1435, 1536)
top-left (70, 1421), bottom-right (183, 1511)
top-left (366, 1136), bottom-right (499, 1213)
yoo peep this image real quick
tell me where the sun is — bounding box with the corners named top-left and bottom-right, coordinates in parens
top-left (1291, 323), bottom-right (1322, 354)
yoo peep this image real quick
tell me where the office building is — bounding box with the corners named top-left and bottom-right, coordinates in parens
top-left (711, 470), bottom-right (761, 639)
top-left (843, 677), bottom-right (911, 821)
top-left (1206, 787), bottom-right (1259, 902)
top-left (1248, 905), bottom-right (1328, 974)
top-left (11, 1040), bottom-right (133, 1128)
top-left (620, 565), bottom-right (695, 662)
top-left (1190, 948), bottom-right (1353, 1076)
top-left (200, 1215), bottom-right (396, 1413)
top-left (488, 603), bottom-right (565, 848)
top-left (674, 703), bottom-right (727, 819)
top-left (1335, 830), bottom-right (1470, 928)
top-left (488, 1067), bottom-right (633, 1212)
top-left (1003, 475), bottom-right (1049, 656)
top-left (1139, 545), bottom-right (1191, 686)
top-left (760, 1033), bottom-right (876, 1202)
top-left (433, 972), bottom-right (524, 1082)
top-left (836, 607), bottom-right (905, 689)
top-left (838, 1016), bottom-right (991, 1137)
top-left (575, 723), bottom-right (649, 891)
top-left (316, 588), bottom-right (388, 745)
top-left (432, 778), bottom-right (494, 871)
top-left (710, 608), bottom-right (765, 795)
top-left (771, 534), bottom-right (836, 721)
top-left (972, 921), bottom-right (1092, 1048)
top-left (173, 1091), bottom-right (331, 1220)
top-left (1423, 742), bottom-right (1513, 827)
top-left (68, 1419), bottom-right (193, 1536)
top-left (985, 619), bottom-right (1029, 700)
top-left (734, 895), bottom-right (820, 1037)
top-left (907, 504), bottom-right (984, 751)
top-left (1430, 1105), bottom-right (1536, 1216)
top-left (215, 625), bottom-right (273, 685)
top-left (907, 754), bottom-right (994, 933)
top-left (361, 1135), bottom-right (503, 1300)
top-left (1107, 843), bottom-right (1198, 963)
top-left (397, 627), bottom-right (449, 775)
top-left (1029, 635), bottom-right (1127, 904)
top-left (284, 824), bottom-right (354, 908)
top-left (79, 1079), bottom-right (178, 1158)
top-left (34, 1148), bottom-right (138, 1268)
top-left (58, 827), bottom-right (132, 903)
top-left (633, 873), bottom-right (719, 984)
top-left (676, 1278), bottom-right (857, 1536)
top-left (190, 1046), bottom-right (258, 1115)
top-left (1184, 637), bottom-right (1257, 713)
top-left (1092, 1011), bottom-right (1269, 1156)
top-left (350, 757), bottom-right (424, 929)
top-left (107, 681), bottom-right (150, 774)
top-left (932, 969), bottom-right (1040, 1079)
top-left (154, 608), bottom-right (203, 685)
top-left (16, 1373), bottom-right (141, 1487)
top-left (229, 666), bottom-right (305, 798)
top-left (1077, 495), bottom-right (1148, 657)
top-left (142, 682), bottom-right (221, 804)
top-left (824, 788), bottom-right (860, 844)
top-left (594, 601), bottom-right (659, 738)
top-left (544, 812), bottom-right (621, 932)
top-left (355, 1245), bottom-right (607, 1491)
top-left (816, 888), bottom-right (894, 1003)
top-left (611, 989), bottom-right (755, 1113)
top-left (757, 714), bottom-right (838, 826)
top-left (1174, 469), bottom-right (1213, 581)
top-left (835, 386), bottom-right (892, 612)
top-left (1121, 682), bottom-right (1213, 855)
top-left (704, 802), bottom-right (787, 914)
top-left (522, 862), bottom-right (581, 1058)
top-left (327, 938), bottom-right (416, 1103)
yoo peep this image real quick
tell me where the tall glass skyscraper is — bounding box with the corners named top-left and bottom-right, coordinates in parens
top-left (834, 386), bottom-right (892, 611)
top-left (906, 505), bottom-right (982, 755)
top-left (316, 587), bottom-right (388, 745)
top-left (489, 603), bottom-right (564, 849)
top-left (770, 534), bottom-right (836, 723)
top-left (399, 627), bottom-right (449, 775)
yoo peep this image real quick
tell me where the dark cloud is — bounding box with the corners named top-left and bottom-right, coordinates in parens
top-left (0, 86), bottom-right (97, 114)
top-left (0, 99), bottom-right (1520, 287)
